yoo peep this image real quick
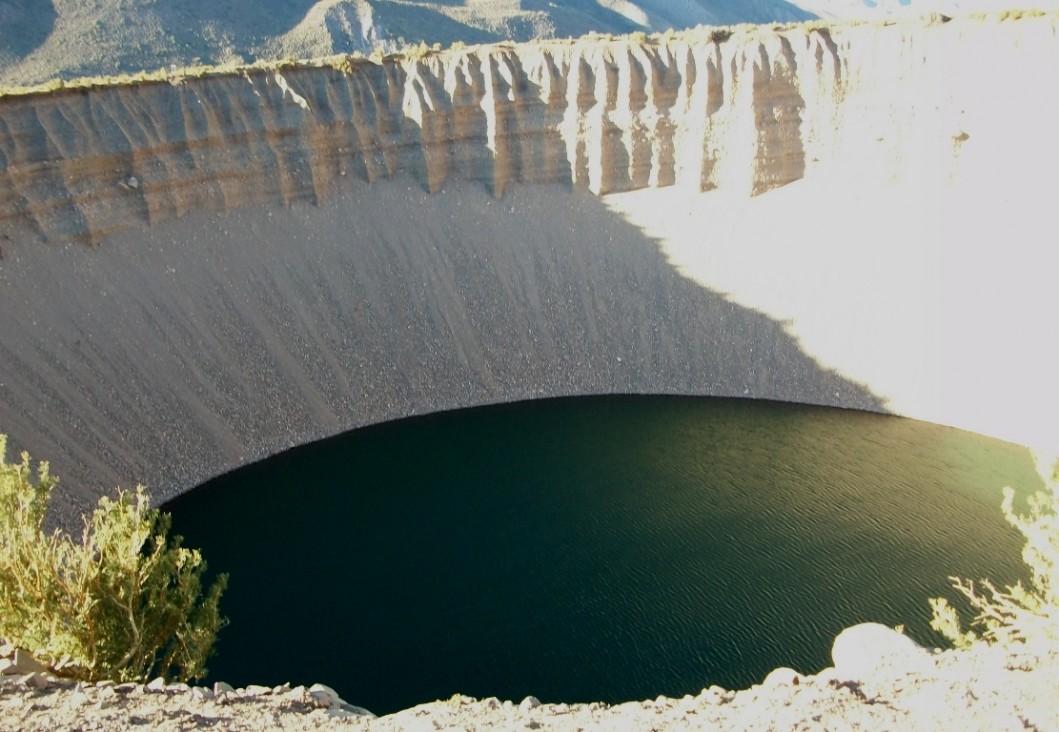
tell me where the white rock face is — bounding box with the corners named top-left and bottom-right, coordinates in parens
top-left (831, 622), bottom-right (935, 679)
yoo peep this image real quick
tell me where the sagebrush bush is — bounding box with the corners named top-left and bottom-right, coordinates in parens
top-left (929, 458), bottom-right (1058, 650)
top-left (0, 435), bottom-right (227, 682)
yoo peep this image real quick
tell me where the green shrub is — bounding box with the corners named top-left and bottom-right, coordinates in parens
top-left (929, 459), bottom-right (1058, 650)
top-left (0, 435), bottom-right (227, 683)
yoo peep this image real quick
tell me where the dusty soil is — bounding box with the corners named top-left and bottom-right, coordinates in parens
top-left (2, 628), bottom-right (1057, 731)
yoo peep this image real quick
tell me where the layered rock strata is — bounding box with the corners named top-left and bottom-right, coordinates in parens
top-left (1, 13), bottom-right (1058, 523)
top-left (1, 16), bottom-right (925, 245)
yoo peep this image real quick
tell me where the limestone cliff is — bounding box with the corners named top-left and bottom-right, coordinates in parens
top-left (1, 13), bottom-right (1058, 523)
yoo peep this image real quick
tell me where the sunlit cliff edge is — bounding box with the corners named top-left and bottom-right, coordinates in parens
top-left (6, 12), bottom-right (1053, 244)
top-left (2, 18), bottom-right (867, 243)
top-left (1, 12), bottom-right (1057, 523)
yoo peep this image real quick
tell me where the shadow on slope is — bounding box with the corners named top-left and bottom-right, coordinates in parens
top-left (0, 172), bottom-right (885, 531)
top-left (157, 0), bottom-right (323, 43)
top-left (0, 0), bottom-right (57, 64)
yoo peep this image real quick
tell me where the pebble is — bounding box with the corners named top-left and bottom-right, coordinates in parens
top-left (21, 673), bottom-right (50, 690)
top-left (519, 696), bottom-right (541, 713)
top-left (145, 677), bottom-right (166, 693)
top-left (213, 681), bottom-right (235, 695)
top-left (308, 683), bottom-right (342, 709)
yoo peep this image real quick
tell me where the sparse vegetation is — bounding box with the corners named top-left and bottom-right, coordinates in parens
top-left (403, 41), bottom-right (443, 61)
top-left (929, 457), bottom-right (1058, 651)
top-left (996, 10), bottom-right (1046, 22)
top-left (709, 28), bottom-right (733, 44)
top-left (0, 435), bottom-right (227, 683)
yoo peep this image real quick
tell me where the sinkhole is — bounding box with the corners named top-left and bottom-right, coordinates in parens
top-left (164, 394), bottom-right (1038, 715)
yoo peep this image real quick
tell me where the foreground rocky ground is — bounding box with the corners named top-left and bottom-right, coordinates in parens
top-left (2, 624), bottom-right (1057, 731)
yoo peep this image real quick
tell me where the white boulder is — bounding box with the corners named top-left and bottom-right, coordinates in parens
top-left (831, 623), bottom-right (936, 680)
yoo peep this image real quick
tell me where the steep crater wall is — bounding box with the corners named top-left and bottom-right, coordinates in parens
top-left (1, 14), bottom-right (1057, 525)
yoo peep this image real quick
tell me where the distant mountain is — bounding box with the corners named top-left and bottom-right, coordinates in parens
top-left (2, 0), bottom-right (1056, 87)
top-left (792, 0), bottom-right (1059, 17)
top-left (1, 0), bottom-right (815, 86)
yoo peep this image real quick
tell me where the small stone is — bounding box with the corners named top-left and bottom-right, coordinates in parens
top-left (213, 681), bottom-right (235, 695)
top-left (327, 708), bottom-right (359, 719)
top-left (308, 693), bottom-right (332, 709)
top-left (763, 667), bottom-right (804, 688)
top-left (21, 672), bottom-right (50, 690)
top-left (308, 682), bottom-right (341, 709)
top-left (146, 677), bottom-right (166, 693)
top-left (552, 702), bottom-right (570, 714)
top-left (127, 176), bottom-right (139, 189)
top-left (192, 686), bottom-right (214, 702)
top-left (0, 660), bottom-right (18, 676)
top-left (272, 683), bottom-right (291, 695)
top-left (166, 682), bottom-right (191, 694)
top-left (309, 694), bottom-right (332, 711)
top-left (241, 684), bottom-right (271, 697)
top-left (114, 683), bottom-right (138, 695)
top-left (97, 686), bottom-right (116, 700)
top-left (12, 649), bottom-right (45, 674)
top-left (519, 696), bottom-right (541, 713)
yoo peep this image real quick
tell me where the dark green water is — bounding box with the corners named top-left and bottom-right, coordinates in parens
top-left (164, 396), bottom-right (1040, 715)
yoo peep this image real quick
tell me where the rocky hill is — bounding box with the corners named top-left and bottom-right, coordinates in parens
top-left (9, 0), bottom-right (1058, 89)
top-left (1, 0), bottom-right (818, 87)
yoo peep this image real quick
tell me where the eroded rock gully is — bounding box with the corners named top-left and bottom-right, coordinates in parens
top-left (1, 25), bottom-right (817, 243)
top-left (0, 14), bottom-right (1000, 246)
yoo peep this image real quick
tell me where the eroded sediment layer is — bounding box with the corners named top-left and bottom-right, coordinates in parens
top-left (1, 14), bottom-right (1058, 525)
top-left (3, 18), bottom-right (876, 244)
